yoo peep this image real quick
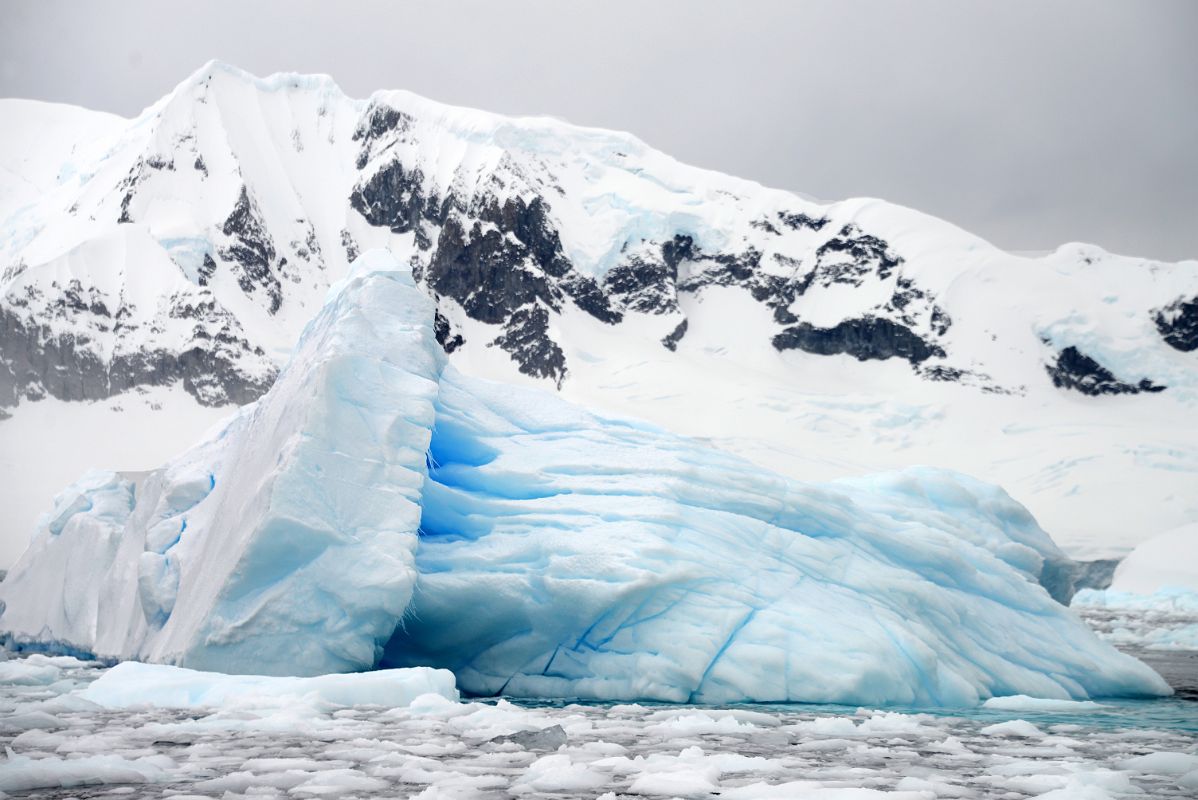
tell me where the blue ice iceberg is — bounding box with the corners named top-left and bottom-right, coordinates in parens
top-left (0, 251), bottom-right (1169, 705)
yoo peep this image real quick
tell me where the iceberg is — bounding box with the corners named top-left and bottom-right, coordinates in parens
top-left (0, 250), bottom-right (440, 675)
top-left (1071, 522), bottom-right (1198, 650)
top-left (0, 251), bottom-right (1169, 705)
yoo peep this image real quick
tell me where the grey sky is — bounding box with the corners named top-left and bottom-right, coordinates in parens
top-left (2, 0), bottom-right (1195, 261)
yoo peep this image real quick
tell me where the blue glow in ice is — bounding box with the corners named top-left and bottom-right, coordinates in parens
top-left (0, 251), bottom-right (1171, 706)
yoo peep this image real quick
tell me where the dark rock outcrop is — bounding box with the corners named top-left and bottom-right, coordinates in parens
top-left (662, 319), bottom-right (688, 351)
top-left (604, 235), bottom-right (693, 315)
top-left (352, 103), bottom-right (414, 169)
top-left (219, 186), bottom-right (283, 314)
top-left (491, 305), bottom-right (567, 386)
top-left (434, 309), bottom-right (464, 354)
top-left (0, 303), bottom-right (274, 410)
top-left (773, 317), bottom-right (945, 364)
top-left (810, 224), bottom-right (902, 285)
top-left (1154, 296), bottom-right (1198, 352)
top-left (1046, 346), bottom-right (1166, 396)
top-left (351, 140), bottom-right (620, 380)
top-left (349, 160), bottom-right (437, 237)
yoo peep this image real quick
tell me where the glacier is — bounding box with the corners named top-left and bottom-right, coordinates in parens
top-left (0, 251), bottom-right (1169, 705)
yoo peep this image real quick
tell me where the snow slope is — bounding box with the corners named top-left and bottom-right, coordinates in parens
top-left (1, 62), bottom-right (1196, 565)
top-left (0, 253), bottom-right (1168, 705)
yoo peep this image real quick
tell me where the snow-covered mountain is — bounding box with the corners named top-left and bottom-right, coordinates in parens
top-left (2, 62), bottom-right (1195, 564)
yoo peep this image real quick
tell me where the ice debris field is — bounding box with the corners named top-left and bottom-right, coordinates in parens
top-left (0, 653), bottom-right (1196, 799)
top-left (0, 252), bottom-right (1173, 708)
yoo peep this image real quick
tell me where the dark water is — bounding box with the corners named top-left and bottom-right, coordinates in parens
top-left (1126, 647), bottom-right (1198, 702)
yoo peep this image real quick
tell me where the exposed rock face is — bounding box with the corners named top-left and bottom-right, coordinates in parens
top-left (661, 319), bottom-right (688, 351)
top-left (220, 186), bottom-right (284, 315)
top-left (490, 305), bottom-right (567, 386)
top-left (603, 235), bottom-right (692, 315)
top-left (0, 299), bottom-right (274, 408)
top-left (349, 160), bottom-right (435, 237)
top-left (1154, 296), bottom-right (1198, 352)
top-left (433, 310), bottom-right (464, 354)
top-left (1046, 346), bottom-right (1166, 396)
top-left (809, 224), bottom-right (902, 285)
top-left (341, 99), bottom-right (967, 384)
top-left (774, 317), bottom-right (944, 364)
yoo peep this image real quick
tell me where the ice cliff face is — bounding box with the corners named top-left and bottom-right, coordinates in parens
top-left (0, 252), bottom-right (441, 674)
top-left (1, 62), bottom-right (1196, 563)
top-left (0, 252), bottom-right (1169, 705)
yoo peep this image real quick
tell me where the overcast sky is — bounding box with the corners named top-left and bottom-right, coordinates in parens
top-left (2, 1), bottom-right (1195, 261)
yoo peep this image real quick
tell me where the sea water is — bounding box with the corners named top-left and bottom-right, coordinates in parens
top-left (0, 647), bottom-right (1194, 798)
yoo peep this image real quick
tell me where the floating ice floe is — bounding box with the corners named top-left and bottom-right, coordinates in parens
top-left (0, 251), bottom-right (1171, 706)
top-left (982, 695), bottom-right (1108, 712)
top-left (80, 661), bottom-right (457, 710)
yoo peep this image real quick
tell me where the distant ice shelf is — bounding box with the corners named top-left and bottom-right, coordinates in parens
top-left (0, 251), bottom-right (1171, 706)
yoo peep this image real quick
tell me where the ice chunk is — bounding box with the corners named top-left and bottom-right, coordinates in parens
top-left (0, 751), bottom-right (173, 793)
top-left (80, 661), bottom-right (457, 710)
top-left (514, 753), bottom-right (609, 793)
top-left (979, 719), bottom-right (1044, 738)
top-left (627, 769), bottom-right (719, 796)
top-left (0, 661), bottom-right (63, 686)
top-left (491, 725), bottom-right (568, 750)
top-left (1117, 751), bottom-right (1198, 776)
top-left (982, 695), bottom-right (1107, 712)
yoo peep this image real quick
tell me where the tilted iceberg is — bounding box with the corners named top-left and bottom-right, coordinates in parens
top-left (0, 250), bottom-right (440, 675)
top-left (0, 252), bottom-right (1169, 705)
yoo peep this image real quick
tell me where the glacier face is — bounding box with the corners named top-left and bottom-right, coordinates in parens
top-left (0, 252), bottom-right (1169, 705)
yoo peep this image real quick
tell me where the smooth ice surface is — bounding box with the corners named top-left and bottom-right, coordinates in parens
top-left (983, 695), bottom-right (1108, 712)
top-left (81, 661), bottom-right (458, 710)
top-left (0, 254), bottom-right (1170, 705)
top-left (0, 653), bottom-right (1194, 800)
